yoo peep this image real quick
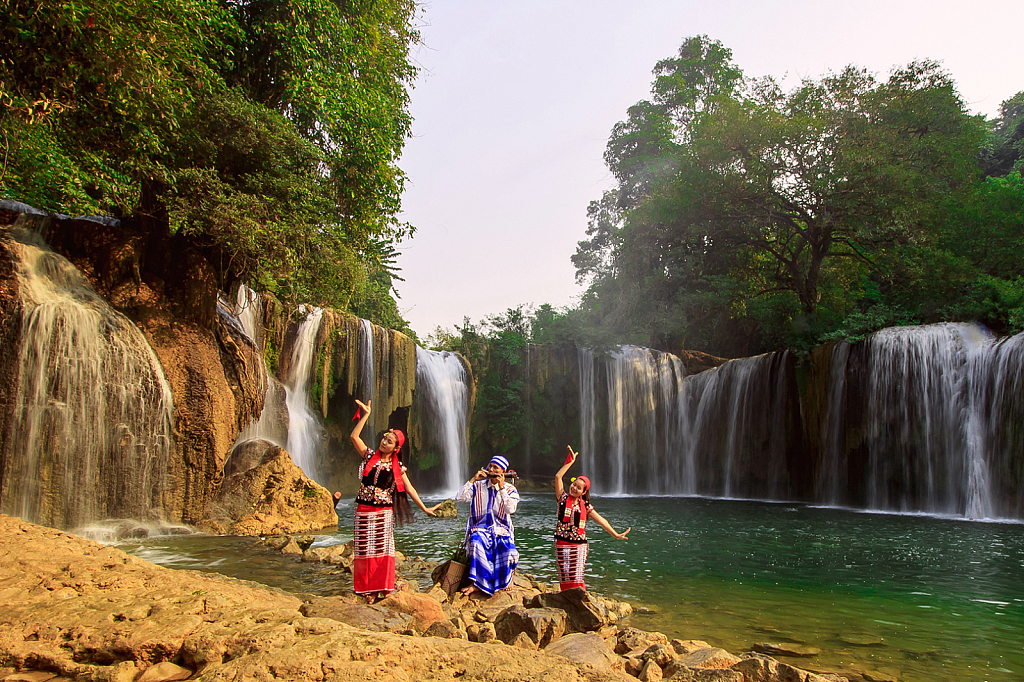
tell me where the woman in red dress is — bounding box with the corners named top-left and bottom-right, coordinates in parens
top-left (350, 399), bottom-right (438, 603)
top-left (553, 445), bottom-right (630, 591)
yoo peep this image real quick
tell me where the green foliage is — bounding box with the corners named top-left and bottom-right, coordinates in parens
top-left (575, 36), bottom-right (1000, 357)
top-left (1, 0), bottom-right (421, 315)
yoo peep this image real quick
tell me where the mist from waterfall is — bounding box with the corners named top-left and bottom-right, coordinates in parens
top-left (414, 348), bottom-right (470, 494)
top-left (2, 230), bottom-right (174, 528)
top-left (284, 306), bottom-right (325, 481)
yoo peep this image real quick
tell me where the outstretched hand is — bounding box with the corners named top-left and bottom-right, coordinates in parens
top-left (614, 527), bottom-right (631, 540)
top-left (355, 399), bottom-right (371, 415)
top-left (425, 504), bottom-right (441, 517)
top-left (565, 445), bottom-right (578, 466)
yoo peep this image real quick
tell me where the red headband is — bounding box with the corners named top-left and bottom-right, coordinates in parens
top-left (576, 476), bottom-right (591, 493)
top-left (389, 429), bottom-right (405, 451)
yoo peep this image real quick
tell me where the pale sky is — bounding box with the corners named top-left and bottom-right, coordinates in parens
top-left (395, 0), bottom-right (1023, 338)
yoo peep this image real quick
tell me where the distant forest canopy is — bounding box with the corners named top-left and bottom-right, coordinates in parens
top-left (432, 36), bottom-right (1024, 360)
top-left (0, 0), bottom-right (421, 337)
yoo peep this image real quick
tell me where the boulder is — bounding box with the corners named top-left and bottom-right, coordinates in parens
top-left (377, 591), bottom-right (448, 632)
top-left (202, 445), bottom-right (338, 535)
top-left (672, 639), bottom-right (712, 656)
top-left (472, 590), bottom-right (521, 622)
top-left (494, 605), bottom-right (567, 648)
top-left (136, 662), bottom-right (193, 682)
top-left (510, 632), bottom-right (537, 650)
top-left (615, 627), bottom-right (669, 655)
top-left (666, 668), bottom-right (743, 681)
top-left (432, 499), bottom-right (458, 518)
top-left (678, 648), bottom-right (740, 670)
top-left (545, 633), bottom-right (623, 673)
top-left (466, 622), bottom-right (497, 643)
top-left (422, 619), bottom-right (466, 639)
top-left (637, 659), bottom-right (663, 682)
top-left (639, 643), bottom-right (678, 668)
top-left (527, 588), bottom-right (614, 632)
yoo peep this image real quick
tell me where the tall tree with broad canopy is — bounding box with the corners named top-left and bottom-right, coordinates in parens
top-left (574, 36), bottom-right (986, 356)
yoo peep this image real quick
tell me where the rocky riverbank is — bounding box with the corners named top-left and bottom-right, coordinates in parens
top-left (0, 515), bottom-right (860, 682)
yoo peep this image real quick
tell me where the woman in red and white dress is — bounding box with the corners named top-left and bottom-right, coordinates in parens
top-left (350, 399), bottom-right (438, 603)
top-left (553, 445), bottom-right (630, 591)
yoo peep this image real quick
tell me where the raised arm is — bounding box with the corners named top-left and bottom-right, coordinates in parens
top-left (350, 399), bottom-right (372, 457)
top-left (554, 445), bottom-right (578, 498)
top-left (402, 472), bottom-right (440, 516)
top-left (589, 509), bottom-right (630, 540)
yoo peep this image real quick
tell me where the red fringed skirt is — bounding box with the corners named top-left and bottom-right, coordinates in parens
top-left (555, 539), bottom-right (588, 591)
top-left (353, 504), bottom-right (395, 595)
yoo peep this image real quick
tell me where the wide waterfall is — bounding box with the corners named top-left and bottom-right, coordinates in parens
top-left (414, 348), bottom-right (470, 493)
top-left (2, 229), bottom-right (174, 528)
top-left (578, 323), bottom-right (1023, 519)
top-left (284, 306), bottom-right (325, 481)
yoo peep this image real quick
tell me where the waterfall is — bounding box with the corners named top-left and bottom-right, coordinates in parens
top-left (3, 229), bottom-right (174, 528)
top-left (414, 348), bottom-right (470, 493)
top-left (358, 319), bottom-right (376, 406)
top-left (603, 346), bottom-right (689, 495)
top-left (284, 306), bottom-right (325, 481)
top-left (816, 342), bottom-right (851, 505)
top-left (229, 286), bottom-right (287, 448)
top-left (585, 346), bottom-right (789, 498)
top-left (859, 324), bottom-right (991, 516)
top-left (577, 348), bottom-right (597, 477)
top-left (235, 284), bottom-right (262, 345)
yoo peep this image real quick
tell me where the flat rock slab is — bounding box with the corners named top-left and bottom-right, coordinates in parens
top-left (298, 598), bottom-right (414, 633)
top-left (753, 642), bottom-right (822, 657)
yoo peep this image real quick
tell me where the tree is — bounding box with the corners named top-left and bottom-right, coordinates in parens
top-left (575, 36), bottom-right (987, 355)
top-left (0, 0), bottom-right (421, 314)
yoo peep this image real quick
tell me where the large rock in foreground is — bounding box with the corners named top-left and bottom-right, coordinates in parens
top-left (0, 516), bottom-right (631, 682)
top-left (199, 444), bottom-right (337, 535)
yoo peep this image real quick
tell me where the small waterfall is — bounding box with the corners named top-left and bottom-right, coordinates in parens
top-left (228, 286), bottom-right (286, 448)
top-left (603, 346), bottom-right (689, 495)
top-left (358, 319), bottom-right (376, 406)
top-left (284, 306), bottom-right (325, 481)
top-left (235, 284), bottom-right (262, 345)
top-left (3, 230), bottom-right (175, 528)
top-left (414, 348), bottom-right (470, 493)
top-left (577, 348), bottom-right (597, 476)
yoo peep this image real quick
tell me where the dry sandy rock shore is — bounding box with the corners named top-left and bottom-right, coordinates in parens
top-left (0, 516), bottom-right (850, 682)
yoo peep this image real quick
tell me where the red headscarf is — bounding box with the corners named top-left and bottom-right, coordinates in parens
top-left (362, 429), bottom-right (406, 492)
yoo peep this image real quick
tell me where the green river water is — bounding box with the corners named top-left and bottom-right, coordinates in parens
top-left (114, 495), bottom-right (1024, 682)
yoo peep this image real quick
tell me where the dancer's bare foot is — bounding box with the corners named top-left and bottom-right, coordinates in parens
top-left (459, 584), bottom-right (480, 596)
